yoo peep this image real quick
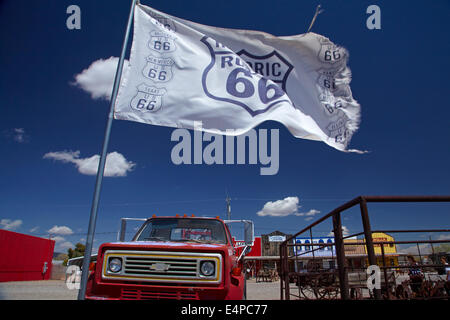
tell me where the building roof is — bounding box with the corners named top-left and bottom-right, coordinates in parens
top-left (243, 252), bottom-right (408, 261)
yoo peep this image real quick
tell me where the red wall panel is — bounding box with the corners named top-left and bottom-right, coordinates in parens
top-left (0, 230), bottom-right (55, 282)
top-left (232, 236), bottom-right (262, 256)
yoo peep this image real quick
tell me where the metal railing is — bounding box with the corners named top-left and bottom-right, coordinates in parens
top-left (279, 195), bottom-right (450, 300)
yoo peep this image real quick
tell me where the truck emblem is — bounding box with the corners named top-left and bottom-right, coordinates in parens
top-left (150, 263), bottom-right (170, 271)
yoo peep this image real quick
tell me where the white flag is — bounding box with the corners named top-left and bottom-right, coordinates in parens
top-left (114, 4), bottom-right (361, 152)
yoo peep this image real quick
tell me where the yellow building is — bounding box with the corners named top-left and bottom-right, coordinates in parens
top-left (366, 232), bottom-right (399, 267)
top-left (343, 233), bottom-right (399, 268)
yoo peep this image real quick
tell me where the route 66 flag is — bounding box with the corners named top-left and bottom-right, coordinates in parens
top-left (114, 3), bottom-right (362, 152)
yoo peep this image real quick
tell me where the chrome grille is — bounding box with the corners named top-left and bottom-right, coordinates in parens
top-left (124, 256), bottom-right (198, 277)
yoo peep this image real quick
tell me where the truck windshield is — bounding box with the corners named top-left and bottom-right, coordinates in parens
top-left (134, 218), bottom-right (228, 244)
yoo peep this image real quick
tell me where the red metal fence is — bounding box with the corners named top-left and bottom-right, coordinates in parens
top-left (0, 230), bottom-right (55, 282)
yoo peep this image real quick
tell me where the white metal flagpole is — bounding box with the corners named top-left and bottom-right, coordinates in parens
top-left (77, 0), bottom-right (139, 300)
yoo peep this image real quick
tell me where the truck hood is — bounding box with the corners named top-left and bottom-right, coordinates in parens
top-left (99, 241), bottom-right (231, 253)
top-left (68, 242), bottom-right (233, 268)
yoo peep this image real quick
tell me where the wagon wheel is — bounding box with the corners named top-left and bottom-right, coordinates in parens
top-left (297, 275), bottom-right (315, 300)
top-left (312, 273), bottom-right (339, 300)
top-left (314, 284), bottom-right (340, 299)
top-left (299, 282), bottom-right (316, 299)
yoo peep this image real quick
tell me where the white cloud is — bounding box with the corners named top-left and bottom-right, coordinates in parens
top-left (50, 235), bottom-right (66, 242)
top-left (256, 197), bottom-right (321, 219)
top-left (3, 128), bottom-right (29, 143)
top-left (47, 225), bottom-right (74, 236)
top-left (29, 226), bottom-right (39, 233)
top-left (0, 219), bottom-right (23, 231)
top-left (342, 226), bottom-right (350, 236)
top-left (56, 241), bottom-right (75, 252)
top-left (295, 209), bottom-right (321, 217)
top-left (72, 57), bottom-right (129, 100)
top-left (13, 128), bottom-right (27, 143)
top-left (48, 232), bottom-right (75, 252)
top-left (43, 150), bottom-right (136, 177)
top-left (257, 197), bottom-right (300, 217)
top-left (328, 226), bottom-right (350, 237)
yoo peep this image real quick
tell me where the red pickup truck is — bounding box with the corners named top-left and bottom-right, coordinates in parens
top-left (80, 216), bottom-right (253, 300)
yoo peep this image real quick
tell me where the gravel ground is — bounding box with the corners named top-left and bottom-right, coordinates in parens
top-left (0, 278), bottom-right (282, 300)
top-left (0, 280), bottom-right (78, 300)
top-left (246, 279), bottom-right (281, 300)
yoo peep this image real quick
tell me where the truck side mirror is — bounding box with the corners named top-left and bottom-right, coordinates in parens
top-left (117, 217), bottom-right (148, 242)
top-left (225, 220), bottom-right (254, 262)
top-left (243, 221), bottom-right (254, 246)
top-left (224, 220), bottom-right (254, 246)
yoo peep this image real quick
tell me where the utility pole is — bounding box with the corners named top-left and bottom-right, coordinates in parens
top-left (226, 196), bottom-right (231, 221)
top-left (430, 236), bottom-right (435, 255)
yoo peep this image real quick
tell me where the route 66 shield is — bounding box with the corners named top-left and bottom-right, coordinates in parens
top-left (147, 11), bottom-right (177, 32)
top-left (130, 84), bottom-right (166, 113)
top-left (237, 49), bottom-right (293, 92)
top-left (148, 30), bottom-right (177, 53)
top-left (142, 56), bottom-right (174, 83)
top-left (200, 36), bottom-right (290, 117)
top-left (317, 38), bottom-right (346, 65)
top-left (317, 68), bottom-right (338, 93)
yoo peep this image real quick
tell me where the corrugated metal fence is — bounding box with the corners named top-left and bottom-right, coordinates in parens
top-left (0, 230), bottom-right (55, 282)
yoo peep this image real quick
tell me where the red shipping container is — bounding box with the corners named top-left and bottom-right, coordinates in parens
top-left (0, 230), bottom-right (55, 282)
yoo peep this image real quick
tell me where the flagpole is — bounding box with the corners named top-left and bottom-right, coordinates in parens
top-left (77, 0), bottom-right (138, 300)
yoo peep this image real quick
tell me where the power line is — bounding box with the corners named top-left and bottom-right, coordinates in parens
top-left (0, 197), bottom-right (360, 208)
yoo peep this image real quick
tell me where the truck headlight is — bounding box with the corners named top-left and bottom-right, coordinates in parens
top-left (108, 258), bottom-right (122, 273)
top-left (200, 261), bottom-right (215, 276)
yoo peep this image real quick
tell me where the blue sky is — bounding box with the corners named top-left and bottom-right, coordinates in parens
top-left (1, 0), bottom-right (449, 254)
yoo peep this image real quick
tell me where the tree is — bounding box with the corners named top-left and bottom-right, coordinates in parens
top-left (433, 243), bottom-right (450, 253)
top-left (55, 253), bottom-right (68, 261)
top-left (63, 243), bottom-right (86, 266)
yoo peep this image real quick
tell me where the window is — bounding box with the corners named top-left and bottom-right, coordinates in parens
top-left (296, 239), bottom-right (302, 254)
top-left (135, 218), bottom-right (228, 244)
top-left (171, 228), bottom-right (212, 241)
top-left (305, 240), bottom-right (310, 252)
top-left (327, 239), bottom-right (334, 252)
top-left (319, 239), bottom-right (325, 251)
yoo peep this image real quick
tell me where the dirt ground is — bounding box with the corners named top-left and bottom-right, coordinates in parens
top-left (0, 280), bottom-right (78, 300)
top-left (0, 278), bottom-right (283, 300)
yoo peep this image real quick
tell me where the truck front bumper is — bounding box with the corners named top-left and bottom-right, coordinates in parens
top-left (85, 281), bottom-right (233, 300)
